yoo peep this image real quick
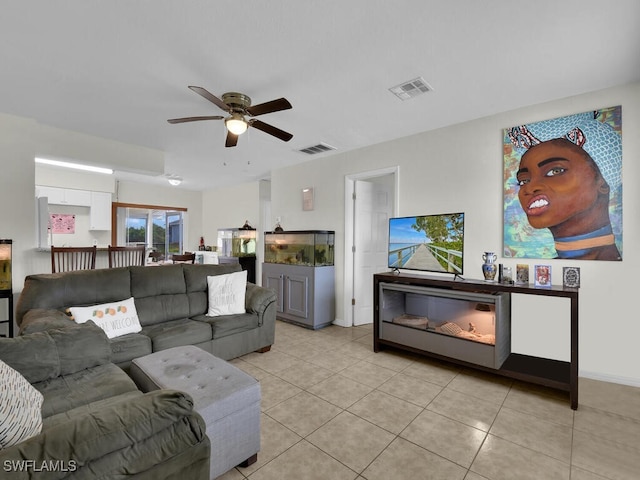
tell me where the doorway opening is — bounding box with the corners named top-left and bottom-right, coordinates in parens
top-left (342, 167), bottom-right (398, 327)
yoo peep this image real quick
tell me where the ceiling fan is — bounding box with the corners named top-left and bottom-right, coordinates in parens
top-left (168, 86), bottom-right (293, 147)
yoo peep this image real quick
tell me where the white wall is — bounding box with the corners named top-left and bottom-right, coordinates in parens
top-left (0, 113), bottom-right (204, 288)
top-left (0, 114), bottom-right (39, 294)
top-left (36, 123), bottom-right (164, 175)
top-left (201, 182), bottom-right (261, 248)
top-left (269, 82), bottom-right (640, 386)
top-left (36, 165), bottom-right (116, 193)
top-left (201, 181), bottom-right (263, 282)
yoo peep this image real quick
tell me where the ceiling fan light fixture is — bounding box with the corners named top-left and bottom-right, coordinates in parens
top-left (166, 175), bottom-right (182, 186)
top-left (168, 86), bottom-right (292, 146)
top-left (225, 114), bottom-right (248, 135)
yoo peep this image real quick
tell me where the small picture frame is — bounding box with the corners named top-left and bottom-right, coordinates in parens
top-left (563, 267), bottom-right (581, 288)
top-left (302, 187), bottom-right (314, 211)
top-left (516, 264), bottom-right (529, 285)
top-left (502, 266), bottom-right (513, 284)
top-left (534, 265), bottom-right (552, 287)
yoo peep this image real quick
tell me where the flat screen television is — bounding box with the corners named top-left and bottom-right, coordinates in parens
top-left (388, 212), bottom-right (465, 276)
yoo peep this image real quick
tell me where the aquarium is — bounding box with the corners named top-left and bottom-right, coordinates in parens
top-left (264, 230), bottom-right (335, 266)
top-left (217, 228), bottom-right (257, 257)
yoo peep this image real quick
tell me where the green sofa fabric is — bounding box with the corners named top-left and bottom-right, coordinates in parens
top-left (0, 323), bottom-right (210, 479)
top-left (36, 363), bottom-right (139, 419)
top-left (0, 322), bottom-right (111, 384)
top-left (0, 390), bottom-right (209, 480)
top-left (141, 318), bottom-right (212, 351)
top-left (3, 263), bottom-right (276, 478)
top-left (16, 263), bottom-right (277, 368)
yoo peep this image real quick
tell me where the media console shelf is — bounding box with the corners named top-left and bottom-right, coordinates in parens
top-left (373, 272), bottom-right (579, 409)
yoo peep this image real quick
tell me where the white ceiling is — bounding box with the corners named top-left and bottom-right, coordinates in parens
top-left (2, 0), bottom-right (639, 191)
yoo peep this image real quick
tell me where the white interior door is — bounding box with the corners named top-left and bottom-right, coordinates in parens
top-left (353, 178), bottom-right (393, 325)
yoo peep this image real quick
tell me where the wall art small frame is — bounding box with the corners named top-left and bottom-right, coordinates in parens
top-left (534, 264), bottom-right (551, 287)
top-left (562, 267), bottom-right (581, 288)
top-left (516, 264), bottom-right (529, 284)
top-left (302, 187), bottom-right (314, 211)
top-left (50, 213), bottom-right (76, 234)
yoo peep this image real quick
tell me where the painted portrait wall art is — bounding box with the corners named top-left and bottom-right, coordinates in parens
top-left (503, 106), bottom-right (622, 261)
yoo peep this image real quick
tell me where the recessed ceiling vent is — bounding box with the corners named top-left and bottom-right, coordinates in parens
top-left (297, 143), bottom-right (336, 155)
top-left (389, 76), bottom-right (433, 100)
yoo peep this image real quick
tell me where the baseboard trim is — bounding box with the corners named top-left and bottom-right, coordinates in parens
top-left (579, 370), bottom-right (640, 388)
top-left (332, 317), bottom-right (349, 327)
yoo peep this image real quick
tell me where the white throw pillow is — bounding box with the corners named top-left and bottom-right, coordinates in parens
top-left (206, 270), bottom-right (247, 317)
top-left (68, 297), bottom-right (142, 339)
top-left (0, 359), bottom-right (44, 448)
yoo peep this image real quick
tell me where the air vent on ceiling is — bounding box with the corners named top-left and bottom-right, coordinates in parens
top-left (297, 143), bottom-right (336, 155)
top-left (389, 76), bottom-right (433, 100)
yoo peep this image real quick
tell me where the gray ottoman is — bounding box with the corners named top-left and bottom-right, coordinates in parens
top-left (129, 346), bottom-right (260, 480)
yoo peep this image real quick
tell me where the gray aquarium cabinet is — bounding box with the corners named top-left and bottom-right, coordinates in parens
top-left (262, 231), bottom-right (335, 329)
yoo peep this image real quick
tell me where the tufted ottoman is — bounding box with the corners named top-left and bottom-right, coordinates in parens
top-left (129, 346), bottom-right (260, 480)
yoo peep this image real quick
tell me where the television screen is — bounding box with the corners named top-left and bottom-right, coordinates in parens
top-left (388, 212), bottom-right (464, 275)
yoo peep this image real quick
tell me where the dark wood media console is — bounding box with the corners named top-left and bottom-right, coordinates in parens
top-left (373, 272), bottom-right (579, 409)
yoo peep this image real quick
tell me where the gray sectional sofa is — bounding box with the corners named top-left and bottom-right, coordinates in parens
top-left (0, 263), bottom-right (277, 479)
top-left (0, 322), bottom-right (211, 479)
top-left (15, 263), bottom-right (277, 369)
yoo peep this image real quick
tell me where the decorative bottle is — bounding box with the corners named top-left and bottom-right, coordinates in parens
top-left (482, 252), bottom-right (498, 281)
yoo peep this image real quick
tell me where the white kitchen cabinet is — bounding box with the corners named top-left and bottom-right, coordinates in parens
top-left (89, 191), bottom-right (112, 230)
top-left (36, 186), bottom-right (91, 206)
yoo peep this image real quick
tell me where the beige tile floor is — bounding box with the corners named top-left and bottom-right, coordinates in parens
top-left (218, 320), bottom-right (640, 480)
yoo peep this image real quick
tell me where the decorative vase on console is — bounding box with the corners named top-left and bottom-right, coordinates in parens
top-left (482, 252), bottom-right (498, 281)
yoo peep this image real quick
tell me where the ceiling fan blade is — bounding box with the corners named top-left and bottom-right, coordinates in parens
top-left (188, 86), bottom-right (230, 112)
top-left (225, 131), bottom-right (239, 147)
top-left (250, 119), bottom-right (293, 142)
top-left (167, 116), bottom-right (224, 124)
top-left (246, 98), bottom-right (292, 117)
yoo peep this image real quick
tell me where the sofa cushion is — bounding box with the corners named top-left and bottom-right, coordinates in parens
top-left (69, 297), bottom-right (142, 338)
top-left (0, 359), bottom-right (44, 448)
top-left (42, 390), bottom-right (142, 429)
top-left (130, 264), bottom-right (187, 299)
top-left (109, 333), bottom-right (152, 366)
top-left (0, 323), bottom-right (111, 384)
top-left (135, 294), bottom-right (191, 326)
top-left (184, 263), bottom-right (242, 316)
top-left (193, 312), bottom-right (259, 339)
top-left (35, 362), bottom-right (139, 419)
top-left (141, 318), bottom-right (212, 351)
top-left (206, 270), bottom-right (247, 317)
top-left (16, 268), bottom-right (131, 326)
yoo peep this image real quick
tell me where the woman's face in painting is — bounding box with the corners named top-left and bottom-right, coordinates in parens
top-left (516, 138), bottom-right (609, 231)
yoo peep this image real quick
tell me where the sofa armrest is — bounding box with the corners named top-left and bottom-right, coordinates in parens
top-left (245, 283), bottom-right (277, 324)
top-left (0, 390), bottom-right (208, 478)
top-left (0, 323), bottom-right (111, 384)
top-left (19, 308), bottom-right (76, 335)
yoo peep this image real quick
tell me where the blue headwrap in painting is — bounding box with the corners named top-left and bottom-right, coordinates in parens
top-left (507, 111), bottom-right (622, 191)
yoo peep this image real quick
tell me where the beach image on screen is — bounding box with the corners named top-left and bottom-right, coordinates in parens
top-left (388, 213), bottom-right (464, 274)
